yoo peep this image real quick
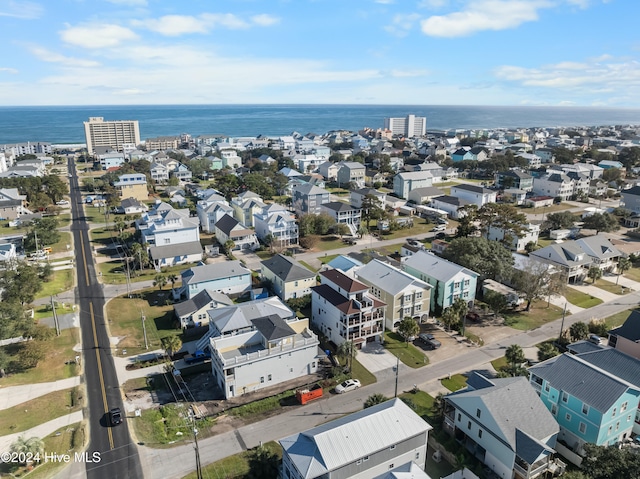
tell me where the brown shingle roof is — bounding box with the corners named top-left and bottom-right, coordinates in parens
top-left (320, 269), bottom-right (368, 293)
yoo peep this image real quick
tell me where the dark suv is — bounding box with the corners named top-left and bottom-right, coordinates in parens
top-left (418, 333), bottom-right (441, 349)
top-left (109, 407), bottom-right (123, 426)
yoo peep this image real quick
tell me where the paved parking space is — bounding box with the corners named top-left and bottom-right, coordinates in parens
top-left (357, 342), bottom-right (399, 373)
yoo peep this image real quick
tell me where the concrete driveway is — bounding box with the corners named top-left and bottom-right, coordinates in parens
top-left (357, 342), bottom-right (399, 373)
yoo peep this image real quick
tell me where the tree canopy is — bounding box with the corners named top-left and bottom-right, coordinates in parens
top-left (582, 212), bottom-right (620, 234)
top-left (443, 237), bottom-right (514, 283)
top-left (542, 211), bottom-right (577, 231)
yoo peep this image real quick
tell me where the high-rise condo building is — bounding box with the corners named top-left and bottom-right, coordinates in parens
top-left (383, 114), bottom-right (427, 137)
top-left (84, 117), bottom-right (140, 154)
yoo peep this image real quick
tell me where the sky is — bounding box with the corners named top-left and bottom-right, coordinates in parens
top-left (0, 0), bottom-right (638, 107)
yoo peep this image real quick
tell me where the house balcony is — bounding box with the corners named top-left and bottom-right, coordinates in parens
top-left (514, 455), bottom-right (562, 479)
top-left (362, 311), bottom-right (384, 321)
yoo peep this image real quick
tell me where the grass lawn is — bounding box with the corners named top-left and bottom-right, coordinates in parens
top-left (502, 301), bottom-right (565, 330)
top-left (32, 303), bottom-right (75, 320)
top-left (319, 253), bottom-right (339, 265)
top-left (441, 374), bottom-right (467, 392)
top-left (133, 403), bottom-right (215, 447)
top-left (255, 250), bottom-right (274, 260)
top-left (564, 287), bottom-right (604, 308)
top-left (623, 266), bottom-right (640, 283)
top-left (592, 278), bottom-right (631, 295)
top-left (106, 288), bottom-right (181, 356)
top-left (351, 357), bottom-right (377, 386)
top-left (0, 327), bottom-right (80, 386)
top-left (376, 242), bottom-right (406, 256)
top-left (315, 235), bottom-right (346, 252)
top-left (398, 390), bottom-right (435, 418)
top-left (603, 308), bottom-right (636, 330)
top-left (97, 260), bottom-right (188, 285)
top-left (0, 422), bottom-right (85, 479)
top-left (384, 332), bottom-right (428, 369)
top-left (379, 219), bottom-right (437, 241)
top-left (35, 269), bottom-right (75, 299)
top-left (0, 388), bottom-right (82, 435)
top-left (50, 231), bottom-right (73, 254)
top-left (536, 238), bottom-right (554, 248)
top-left (90, 227), bottom-right (116, 245)
top-left (491, 356), bottom-right (508, 371)
top-left (182, 441), bottom-right (282, 479)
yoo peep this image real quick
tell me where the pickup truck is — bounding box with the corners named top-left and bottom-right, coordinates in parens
top-left (296, 384), bottom-right (323, 405)
top-left (184, 350), bottom-right (211, 364)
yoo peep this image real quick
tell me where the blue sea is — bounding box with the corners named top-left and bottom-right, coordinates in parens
top-left (0, 104), bottom-right (639, 145)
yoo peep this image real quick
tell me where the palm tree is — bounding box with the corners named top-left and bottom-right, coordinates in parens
top-left (616, 257), bottom-right (631, 285)
top-left (587, 266), bottom-right (603, 284)
top-left (505, 344), bottom-right (526, 376)
top-left (153, 273), bottom-right (167, 290)
top-left (364, 393), bottom-right (388, 409)
top-left (168, 274), bottom-right (179, 290)
top-left (431, 392), bottom-right (446, 420)
top-left (336, 341), bottom-right (356, 372)
top-left (161, 336), bottom-right (182, 358)
top-left (10, 436), bottom-right (44, 465)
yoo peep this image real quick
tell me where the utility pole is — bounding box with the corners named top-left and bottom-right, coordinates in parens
top-left (559, 302), bottom-right (568, 340)
top-left (125, 254), bottom-right (132, 298)
top-left (51, 295), bottom-right (60, 336)
top-left (394, 355), bottom-right (400, 398)
top-left (141, 310), bottom-right (148, 350)
top-left (192, 416), bottom-right (203, 479)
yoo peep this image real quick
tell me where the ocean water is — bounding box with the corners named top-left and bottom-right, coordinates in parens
top-left (0, 104), bottom-right (639, 145)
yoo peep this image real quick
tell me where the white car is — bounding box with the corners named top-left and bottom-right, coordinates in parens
top-left (56, 200), bottom-right (69, 206)
top-left (335, 379), bottom-right (361, 394)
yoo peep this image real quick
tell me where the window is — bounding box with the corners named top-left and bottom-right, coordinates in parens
top-left (464, 280), bottom-right (470, 287)
top-left (356, 459), bottom-right (362, 465)
top-left (467, 421), bottom-right (472, 430)
top-left (616, 421), bottom-right (620, 431)
top-left (544, 383), bottom-right (550, 393)
top-left (579, 422), bottom-right (586, 434)
top-left (478, 429), bottom-right (483, 438)
top-left (390, 445), bottom-right (396, 451)
top-left (551, 404), bottom-right (557, 416)
top-left (404, 295), bottom-right (411, 303)
top-left (416, 292), bottom-right (423, 300)
top-left (294, 281), bottom-right (299, 287)
top-left (415, 451), bottom-right (420, 460)
top-left (476, 409), bottom-right (481, 418)
top-left (260, 377), bottom-right (264, 383)
top-left (404, 307), bottom-right (411, 315)
top-left (608, 425), bottom-right (613, 435)
top-left (268, 374), bottom-right (272, 381)
top-left (389, 464), bottom-right (394, 469)
top-left (561, 392), bottom-right (568, 403)
top-left (454, 282), bottom-right (461, 289)
top-left (582, 404), bottom-right (589, 415)
top-left (363, 456), bottom-right (369, 462)
top-left (164, 238), bottom-right (171, 244)
top-left (457, 413), bottom-right (461, 422)
top-left (621, 402), bottom-right (628, 412)
top-left (415, 304), bottom-right (422, 312)
top-left (565, 413), bottom-right (571, 422)
top-left (612, 407), bottom-right (617, 418)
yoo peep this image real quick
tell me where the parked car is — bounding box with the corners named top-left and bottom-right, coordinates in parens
top-left (466, 312), bottom-right (481, 323)
top-left (588, 334), bottom-right (603, 345)
top-left (56, 199), bottom-right (69, 206)
top-left (335, 379), bottom-right (361, 394)
top-left (436, 218), bottom-right (449, 225)
top-left (435, 232), bottom-right (446, 240)
top-left (109, 407), bottom-right (123, 426)
top-left (418, 333), bottom-right (441, 349)
top-left (431, 225), bottom-right (447, 232)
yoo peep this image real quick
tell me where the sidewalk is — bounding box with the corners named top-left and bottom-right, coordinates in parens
top-left (0, 377), bottom-right (81, 411)
top-left (0, 411), bottom-right (83, 451)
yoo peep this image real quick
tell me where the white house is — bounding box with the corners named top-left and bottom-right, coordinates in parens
top-left (532, 173), bottom-right (575, 201)
top-left (450, 184), bottom-right (497, 208)
top-left (485, 223), bottom-right (540, 251)
top-left (214, 214), bottom-right (259, 251)
top-left (253, 204), bottom-right (299, 246)
top-left (393, 171), bottom-right (433, 199)
top-left (311, 269), bottom-right (386, 347)
top-left (197, 196), bottom-right (234, 234)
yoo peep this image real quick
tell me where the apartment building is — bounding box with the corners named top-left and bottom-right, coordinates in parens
top-left (384, 114), bottom-right (427, 137)
top-left (84, 117), bottom-right (140, 154)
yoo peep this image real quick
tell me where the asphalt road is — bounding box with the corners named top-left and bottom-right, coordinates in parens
top-left (67, 159), bottom-right (143, 479)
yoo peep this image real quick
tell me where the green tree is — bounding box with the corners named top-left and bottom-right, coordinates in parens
top-left (167, 274), bottom-right (179, 289)
top-left (298, 235), bottom-right (319, 250)
top-left (512, 262), bottom-right (557, 311)
top-left (246, 445), bottom-right (281, 479)
top-left (334, 222), bottom-right (350, 238)
top-left (552, 146), bottom-right (578, 164)
top-left (364, 393), bottom-right (388, 409)
top-left (314, 213), bottom-right (336, 235)
top-left (24, 217), bottom-right (61, 251)
top-left (616, 257), bottom-right (631, 285)
top-left (542, 211), bottom-right (577, 231)
top-left (167, 176), bottom-right (180, 187)
top-left (10, 436), bottom-right (44, 465)
top-left (505, 344), bottom-right (526, 376)
top-left (431, 392), bottom-right (446, 419)
top-left (582, 212), bottom-right (620, 234)
top-left (224, 240), bottom-right (236, 257)
top-left (0, 262), bottom-right (42, 305)
top-left (298, 215), bottom-right (316, 237)
top-left (569, 321), bottom-right (589, 342)
top-left (361, 194), bottom-right (385, 230)
top-left (153, 274), bottom-right (167, 291)
top-left (483, 290), bottom-right (509, 317)
top-left (336, 341), bottom-right (356, 373)
top-left (443, 237), bottom-right (514, 284)
top-left (537, 342), bottom-right (559, 361)
top-left (455, 205), bottom-right (479, 238)
top-left (161, 335), bottom-right (182, 358)
top-left (587, 265), bottom-right (603, 284)
top-left (17, 341), bottom-right (46, 369)
top-left (476, 203), bottom-right (528, 244)
top-left (582, 443), bottom-right (640, 479)
top-left (397, 317), bottom-right (420, 344)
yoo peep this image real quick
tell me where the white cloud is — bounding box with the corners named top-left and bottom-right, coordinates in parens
top-left (421, 0), bottom-right (551, 37)
top-left (0, 0), bottom-right (43, 19)
top-left (494, 57), bottom-right (640, 92)
top-left (132, 12), bottom-right (280, 36)
top-left (384, 13), bottom-right (421, 37)
top-left (60, 23), bottom-right (139, 48)
top-left (28, 45), bottom-right (100, 67)
top-left (0, 67), bottom-right (18, 74)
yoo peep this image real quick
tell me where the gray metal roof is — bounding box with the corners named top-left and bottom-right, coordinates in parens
top-left (173, 289), bottom-right (232, 318)
top-left (529, 242), bottom-right (590, 268)
top-left (148, 241), bottom-right (203, 260)
top-left (403, 250), bottom-right (478, 283)
top-left (576, 347), bottom-right (640, 389)
top-left (528, 353), bottom-right (631, 413)
top-left (445, 376), bottom-right (558, 454)
top-left (261, 254), bottom-right (316, 282)
top-left (279, 399), bottom-right (431, 478)
top-left (207, 296), bottom-right (294, 334)
top-left (356, 259), bottom-right (431, 296)
top-left (181, 260), bottom-right (250, 285)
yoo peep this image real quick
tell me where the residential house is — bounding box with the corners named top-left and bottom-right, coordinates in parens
top-left (325, 255), bottom-right (363, 273)
top-left (574, 235), bottom-right (623, 274)
top-left (136, 202), bottom-right (200, 247)
top-left (469, 146), bottom-right (489, 161)
top-left (403, 250), bottom-right (478, 312)
top-left (598, 159), bottom-right (624, 170)
top-left (589, 179), bottom-right (607, 197)
top-left (355, 259), bottom-right (431, 330)
top-left (620, 185), bottom-right (640, 214)
top-left (253, 204), bottom-right (299, 246)
top-left (98, 151), bottom-right (126, 170)
top-left (0, 241), bottom-right (17, 264)
top-left (495, 171), bottom-right (533, 191)
top-left (336, 161), bottom-right (366, 188)
top-left (565, 172), bottom-right (590, 198)
top-left (178, 260), bottom-right (252, 299)
top-left (150, 161), bottom-right (169, 183)
top-left (528, 242), bottom-right (591, 283)
top-left (292, 184), bottom-right (330, 216)
top-left (280, 398), bottom-right (432, 479)
top-left (173, 289), bottom-right (233, 329)
top-left (114, 173), bottom-right (149, 202)
top-left (393, 171), bottom-right (433, 199)
top-left (485, 223), bottom-right (540, 252)
top-left (525, 196), bottom-right (555, 208)
top-left (430, 195), bottom-right (472, 220)
top-left (311, 269), bottom-right (385, 347)
top-left (116, 197), bottom-right (148, 215)
top-left (350, 188), bottom-right (386, 209)
top-left (608, 310), bottom-right (640, 360)
top-left (444, 374), bottom-right (561, 479)
top-left (407, 186), bottom-right (444, 205)
top-left (321, 202), bottom-right (361, 236)
top-left (532, 173), bottom-right (574, 201)
top-left (231, 191), bottom-right (265, 227)
top-left (528, 349), bottom-right (640, 459)
top-left (261, 254), bottom-right (316, 301)
top-left (450, 184), bottom-right (497, 208)
top-left (197, 194), bottom-right (233, 234)
top-left (0, 188), bottom-right (29, 220)
top-left (317, 161), bottom-right (339, 181)
top-left (171, 162), bottom-right (193, 182)
top-left (503, 188), bottom-right (528, 206)
top-left (209, 316), bottom-right (319, 399)
top-left (214, 214), bottom-right (258, 251)
top-left (451, 148), bottom-right (474, 162)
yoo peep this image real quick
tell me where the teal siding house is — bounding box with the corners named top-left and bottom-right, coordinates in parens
top-left (529, 349), bottom-right (640, 461)
top-left (402, 250), bottom-right (478, 313)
